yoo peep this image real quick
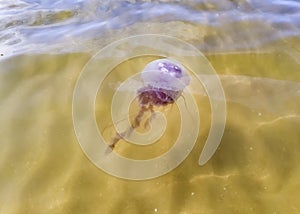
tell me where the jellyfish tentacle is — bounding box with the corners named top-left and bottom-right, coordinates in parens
top-left (109, 104), bottom-right (153, 149)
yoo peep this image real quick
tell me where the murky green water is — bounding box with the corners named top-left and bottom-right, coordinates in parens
top-left (1, 1), bottom-right (300, 213)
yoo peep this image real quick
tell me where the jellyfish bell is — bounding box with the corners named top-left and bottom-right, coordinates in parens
top-left (141, 59), bottom-right (190, 91)
top-left (139, 59), bottom-right (190, 106)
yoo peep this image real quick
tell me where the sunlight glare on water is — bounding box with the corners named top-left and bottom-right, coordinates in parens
top-left (0, 0), bottom-right (300, 213)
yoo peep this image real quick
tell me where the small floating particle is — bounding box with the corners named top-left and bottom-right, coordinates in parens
top-left (0, 54), bottom-right (3, 56)
top-left (258, 112), bottom-right (262, 116)
top-left (191, 192), bottom-right (195, 196)
top-left (154, 208), bottom-right (158, 212)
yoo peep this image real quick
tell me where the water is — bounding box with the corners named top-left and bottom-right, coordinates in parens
top-left (0, 0), bottom-right (300, 213)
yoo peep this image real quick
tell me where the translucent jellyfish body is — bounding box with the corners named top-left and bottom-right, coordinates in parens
top-left (109, 58), bottom-right (190, 149)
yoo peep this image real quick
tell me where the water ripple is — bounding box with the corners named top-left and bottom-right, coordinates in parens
top-left (0, 0), bottom-right (299, 57)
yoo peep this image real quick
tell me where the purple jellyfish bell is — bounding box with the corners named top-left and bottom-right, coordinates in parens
top-left (138, 59), bottom-right (190, 106)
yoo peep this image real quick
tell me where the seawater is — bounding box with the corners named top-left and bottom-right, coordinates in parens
top-left (0, 1), bottom-right (300, 213)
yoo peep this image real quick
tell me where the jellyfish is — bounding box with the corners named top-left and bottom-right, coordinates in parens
top-left (108, 58), bottom-right (191, 150)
